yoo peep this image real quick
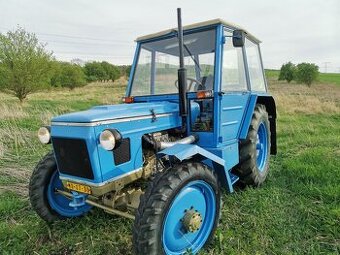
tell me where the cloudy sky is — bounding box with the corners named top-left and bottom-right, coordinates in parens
top-left (1, 0), bottom-right (339, 72)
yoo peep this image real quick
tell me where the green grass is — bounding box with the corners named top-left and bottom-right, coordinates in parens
top-left (0, 78), bottom-right (339, 254)
top-left (265, 69), bottom-right (280, 80)
top-left (319, 73), bottom-right (340, 86)
top-left (265, 69), bottom-right (340, 86)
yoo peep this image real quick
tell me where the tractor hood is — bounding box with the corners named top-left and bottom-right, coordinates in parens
top-left (51, 102), bottom-right (179, 124)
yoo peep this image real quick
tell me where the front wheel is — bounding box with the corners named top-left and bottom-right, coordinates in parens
top-left (133, 162), bottom-right (220, 255)
top-left (29, 152), bottom-right (92, 223)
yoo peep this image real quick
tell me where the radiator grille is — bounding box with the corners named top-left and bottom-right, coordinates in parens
top-left (113, 138), bottom-right (131, 165)
top-left (52, 138), bottom-right (94, 179)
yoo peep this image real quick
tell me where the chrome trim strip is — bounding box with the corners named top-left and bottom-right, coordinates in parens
top-left (59, 167), bottom-right (143, 187)
top-left (222, 120), bottom-right (238, 126)
top-left (222, 106), bottom-right (243, 111)
top-left (51, 113), bottom-right (173, 127)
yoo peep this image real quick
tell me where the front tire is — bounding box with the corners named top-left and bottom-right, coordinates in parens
top-left (233, 104), bottom-right (271, 186)
top-left (29, 152), bottom-right (92, 223)
top-left (133, 162), bottom-right (220, 255)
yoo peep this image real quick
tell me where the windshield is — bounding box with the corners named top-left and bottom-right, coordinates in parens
top-left (130, 29), bottom-right (216, 96)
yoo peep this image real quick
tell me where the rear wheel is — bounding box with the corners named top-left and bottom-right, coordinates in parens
top-left (29, 152), bottom-right (92, 222)
top-left (133, 162), bottom-right (220, 255)
top-left (234, 104), bottom-right (271, 186)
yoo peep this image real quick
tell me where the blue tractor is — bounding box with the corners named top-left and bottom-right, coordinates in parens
top-left (29, 9), bottom-right (276, 255)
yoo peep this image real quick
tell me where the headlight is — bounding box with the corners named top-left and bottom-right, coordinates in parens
top-left (38, 126), bottom-right (51, 144)
top-left (99, 129), bottom-right (121, 151)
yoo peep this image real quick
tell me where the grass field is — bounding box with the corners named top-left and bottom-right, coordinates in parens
top-left (0, 75), bottom-right (339, 254)
top-left (265, 69), bottom-right (340, 86)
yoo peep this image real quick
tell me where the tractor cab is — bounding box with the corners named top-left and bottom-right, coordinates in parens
top-left (127, 19), bottom-right (274, 149)
top-left (29, 11), bottom-right (276, 255)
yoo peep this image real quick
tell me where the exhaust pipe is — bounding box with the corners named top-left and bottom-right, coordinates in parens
top-left (177, 8), bottom-right (188, 133)
top-left (159, 134), bottom-right (198, 149)
top-left (143, 134), bottom-right (198, 151)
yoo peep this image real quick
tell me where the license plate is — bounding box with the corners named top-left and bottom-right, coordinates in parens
top-left (66, 182), bottom-right (92, 195)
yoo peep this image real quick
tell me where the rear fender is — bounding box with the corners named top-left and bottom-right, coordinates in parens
top-left (239, 95), bottom-right (277, 155)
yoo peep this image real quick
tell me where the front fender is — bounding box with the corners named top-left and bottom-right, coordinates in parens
top-left (157, 144), bottom-right (235, 192)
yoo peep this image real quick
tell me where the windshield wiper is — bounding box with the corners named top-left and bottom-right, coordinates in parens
top-left (176, 32), bottom-right (202, 72)
top-left (183, 44), bottom-right (202, 72)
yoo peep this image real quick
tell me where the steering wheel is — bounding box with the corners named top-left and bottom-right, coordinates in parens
top-left (175, 78), bottom-right (203, 91)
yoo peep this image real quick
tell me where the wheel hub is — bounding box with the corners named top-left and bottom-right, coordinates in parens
top-left (181, 208), bottom-right (202, 233)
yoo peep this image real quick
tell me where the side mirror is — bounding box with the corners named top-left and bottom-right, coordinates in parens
top-left (232, 30), bottom-right (245, 47)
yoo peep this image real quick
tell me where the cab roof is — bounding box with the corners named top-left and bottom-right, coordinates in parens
top-left (136, 18), bottom-right (261, 43)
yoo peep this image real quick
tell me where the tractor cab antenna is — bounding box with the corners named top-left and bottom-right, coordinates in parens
top-left (177, 8), bottom-right (188, 133)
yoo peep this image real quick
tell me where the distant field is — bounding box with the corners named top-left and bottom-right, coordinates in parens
top-left (0, 76), bottom-right (339, 254)
top-left (265, 69), bottom-right (340, 86)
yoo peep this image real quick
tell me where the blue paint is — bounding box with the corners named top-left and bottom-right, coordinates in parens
top-left (132, 92), bottom-right (201, 103)
top-left (93, 111), bottom-right (181, 182)
top-left (229, 173), bottom-right (239, 185)
top-left (69, 192), bottom-right (87, 208)
top-left (256, 122), bottom-right (268, 172)
top-left (126, 43), bottom-right (140, 96)
top-left (158, 143), bottom-right (235, 193)
top-left (47, 171), bottom-right (91, 217)
top-left (51, 126), bottom-right (103, 183)
top-left (52, 102), bottom-right (179, 123)
top-left (218, 93), bottom-right (250, 143)
top-left (159, 144), bottom-right (225, 166)
top-left (207, 141), bottom-right (239, 170)
top-left (239, 94), bottom-right (257, 139)
top-left (162, 180), bottom-right (216, 255)
top-left (47, 21), bottom-right (276, 196)
top-left (190, 101), bottom-right (200, 125)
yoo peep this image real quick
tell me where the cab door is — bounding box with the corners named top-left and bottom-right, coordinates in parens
top-left (218, 31), bottom-right (250, 144)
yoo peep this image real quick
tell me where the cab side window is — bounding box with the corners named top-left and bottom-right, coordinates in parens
top-left (222, 31), bottom-right (247, 92)
top-left (245, 38), bottom-right (266, 92)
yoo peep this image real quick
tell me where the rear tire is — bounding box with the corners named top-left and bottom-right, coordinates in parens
top-left (29, 151), bottom-right (91, 223)
top-left (133, 162), bottom-right (220, 255)
top-left (233, 104), bottom-right (271, 186)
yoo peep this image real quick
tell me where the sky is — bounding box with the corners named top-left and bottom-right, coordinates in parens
top-left (1, 0), bottom-right (339, 72)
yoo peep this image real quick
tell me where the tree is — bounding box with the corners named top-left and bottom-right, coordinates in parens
top-left (58, 62), bottom-right (87, 90)
top-left (84, 61), bottom-right (106, 82)
top-left (278, 62), bottom-right (295, 83)
top-left (50, 61), bottom-right (87, 89)
top-left (101, 61), bottom-right (120, 82)
top-left (84, 61), bottom-right (121, 82)
top-left (125, 65), bottom-right (132, 77)
top-left (0, 27), bottom-right (53, 102)
top-left (295, 63), bottom-right (319, 87)
top-left (118, 65), bottom-right (132, 77)
top-left (50, 60), bottom-right (62, 87)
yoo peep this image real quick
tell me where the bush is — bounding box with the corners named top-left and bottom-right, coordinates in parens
top-left (101, 61), bottom-right (120, 82)
top-left (279, 62), bottom-right (295, 83)
top-left (118, 65), bottom-right (132, 77)
top-left (59, 63), bottom-right (87, 90)
top-left (50, 62), bottom-right (86, 90)
top-left (295, 63), bottom-right (319, 87)
top-left (50, 61), bottom-right (62, 87)
top-left (0, 27), bottom-right (53, 102)
top-left (84, 61), bottom-right (121, 82)
top-left (84, 62), bottom-right (107, 82)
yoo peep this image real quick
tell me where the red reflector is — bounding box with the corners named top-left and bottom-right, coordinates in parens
top-left (123, 96), bottom-right (134, 103)
top-left (197, 90), bottom-right (213, 99)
